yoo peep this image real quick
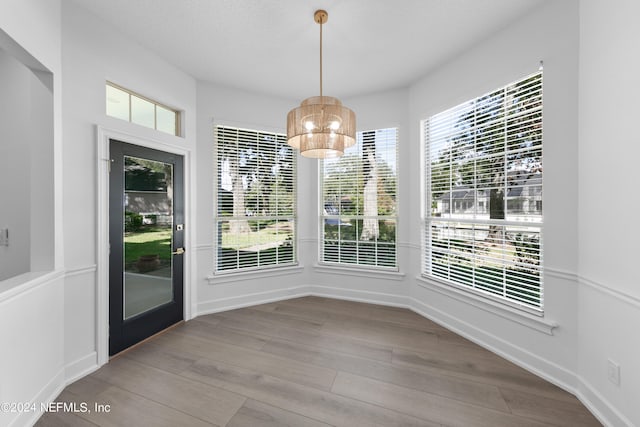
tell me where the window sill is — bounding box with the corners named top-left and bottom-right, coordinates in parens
top-left (314, 264), bottom-right (405, 281)
top-left (207, 264), bottom-right (304, 285)
top-left (415, 275), bottom-right (558, 335)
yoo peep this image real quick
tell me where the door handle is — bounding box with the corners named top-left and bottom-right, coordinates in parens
top-left (172, 247), bottom-right (185, 255)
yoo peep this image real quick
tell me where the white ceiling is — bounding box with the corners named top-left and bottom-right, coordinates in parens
top-left (70, 0), bottom-right (546, 100)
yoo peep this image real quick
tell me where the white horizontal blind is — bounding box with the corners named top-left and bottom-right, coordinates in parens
top-left (424, 72), bottom-right (543, 311)
top-left (321, 128), bottom-right (398, 268)
top-left (215, 126), bottom-right (296, 272)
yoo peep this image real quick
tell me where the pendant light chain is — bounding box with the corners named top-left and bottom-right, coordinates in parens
top-left (319, 18), bottom-right (323, 98)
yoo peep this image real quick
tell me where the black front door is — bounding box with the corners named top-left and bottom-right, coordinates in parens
top-left (109, 140), bottom-right (184, 355)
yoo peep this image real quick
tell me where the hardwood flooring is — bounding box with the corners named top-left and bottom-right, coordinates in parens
top-left (36, 297), bottom-right (601, 427)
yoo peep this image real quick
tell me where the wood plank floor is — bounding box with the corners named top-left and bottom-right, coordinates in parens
top-left (36, 297), bottom-right (601, 427)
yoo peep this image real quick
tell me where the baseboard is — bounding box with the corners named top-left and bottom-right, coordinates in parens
top-left (308, 284), bottom-right (410, 307)
top-left (409, 296), bottom-right (579, 395)
top-left (65, 352), bottom-right (98, 385)
top-left (11, 368), bottom-right (65, 427)
top-left (410, 292), bottom-right (628, 426)
top-left (196, 284), bottom-right (411, 317)
top-left (576, 377), bottom-right (633, 427)
top-left (196, 285), bottom-right (311, 316)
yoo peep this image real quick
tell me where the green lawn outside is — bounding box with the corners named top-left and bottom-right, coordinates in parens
top-left (221, 226), bottom-right (292, 250)
top-left (124, 228), bottom-right (172, 265)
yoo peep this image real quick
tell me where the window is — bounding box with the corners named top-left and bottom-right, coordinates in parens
top-left (320, 128), bottom-right (398, 268)
top-left (106, 82), bottom-right (180, 136)
top-left (423, 72), bottom-right (543, 311)
top-left (215, 126), bottom-right (296, 272)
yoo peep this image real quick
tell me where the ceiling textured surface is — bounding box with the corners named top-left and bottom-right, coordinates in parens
top-left (69, 0), bottom-right (546, 99)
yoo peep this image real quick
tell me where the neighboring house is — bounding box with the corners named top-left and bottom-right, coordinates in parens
top-left (124, 162), bottom-right (172, 225)
top-left (124, 191), bottom-right (172, 225)
top-left (437, 170), bottom-right (542, 220)
top-left (323, 201), bottom-right (352, 226)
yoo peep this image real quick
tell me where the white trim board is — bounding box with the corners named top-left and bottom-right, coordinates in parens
top-left (415, 275), bottom-right (557, 335)
top-left (579, 274), bottom-right (640, 309)
top-left (576, 377), bottom-right (632, 427)
top-left (19, 353), bottom-right (100, 427)
top-left (408, 296), bottom-right (577, 392)
top-left (0, 270), bottom-right (64, 304)
top-left (196, 284), bottom-right (410, 318)
top-left (64, 352), bottom-right (99, 386)
top-left (196, 285), bottom-right (310, 316)
top-left (11, 369), bottom-right (65, 427)
top-left (65, 265), bottom-right (97, 279)
top-left (207, 265), bottom-right (304, 285)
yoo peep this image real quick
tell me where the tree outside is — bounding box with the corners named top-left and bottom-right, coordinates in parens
top-left (322, 128), bottom-right (398, 267)
top-left (426, 73), bottom-right (543, 308)
top-left (216, 127), bottom-right (296, 271)
top-left (123, 156), bottom-right (174, 275)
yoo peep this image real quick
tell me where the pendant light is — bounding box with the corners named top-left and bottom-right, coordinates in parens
top-left (287, 10), bottom-right (356, 159)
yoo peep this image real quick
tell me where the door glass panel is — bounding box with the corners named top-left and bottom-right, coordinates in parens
top-left (123, 156), bottom-right (173, 320)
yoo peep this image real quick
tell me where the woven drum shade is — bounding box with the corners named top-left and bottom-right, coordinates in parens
top-left (287, 96), bottom-right (356, 158)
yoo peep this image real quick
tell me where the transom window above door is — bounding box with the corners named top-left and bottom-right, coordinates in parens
top-left (106, 82), bottom-right (181, 136)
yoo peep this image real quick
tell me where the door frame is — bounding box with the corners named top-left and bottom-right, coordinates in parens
top-left (96, 126), bottom-right (195, 366)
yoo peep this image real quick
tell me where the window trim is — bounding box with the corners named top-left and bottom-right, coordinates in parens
top-left (415, 275), bottom-right (557, 335)
top-left (213, 125), bottom-right (298, 274)
top-left (313, 263), bottom-right (405, 280)
top-left (421, 72), bottom-right (543, 313)
top-left (318, 127), bottom-right (399, 271)
top-left (208, 264), bottom-right (304, 283)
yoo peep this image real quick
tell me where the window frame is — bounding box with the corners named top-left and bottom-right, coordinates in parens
top-left (106, 81), bottom-right (181, 136)
top-left (213, 125), bottom-right (297, 274)
top-left (422, 72), bottom-right (544, 314)
top-left (319, 127), bottom-right (399, 271)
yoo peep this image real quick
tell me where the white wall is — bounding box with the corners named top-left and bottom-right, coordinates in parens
top-left (195, 82), bottom-right (310, 313)
top-left (578, 0), bottom-right (640, 425)
top-left (60, 0), bottom-right (197, 371)
top-left (409, 0), bottom-right (585, 415)
top-left (0, 49), bottom-right (32, 280)
top-left (194, 83), bottom-right (412, 312)
top-left (28, 70), bottom-right (55, 274)
top-left (0, 48), bottom-right (55, 282)
top-left (0, 272), bottom-right (65, 427)
top-left (0, 1), bottom-right (63, 426)
top-left (192, 2), bottom-right (639, 424)
top-left (1, 1), bottom-right (638, 426)
top-left (308, 88), bottom-right (411, 302)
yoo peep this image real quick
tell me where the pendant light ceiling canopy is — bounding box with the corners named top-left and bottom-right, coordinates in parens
top-left (287, 10), bottom-right (356, 159)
